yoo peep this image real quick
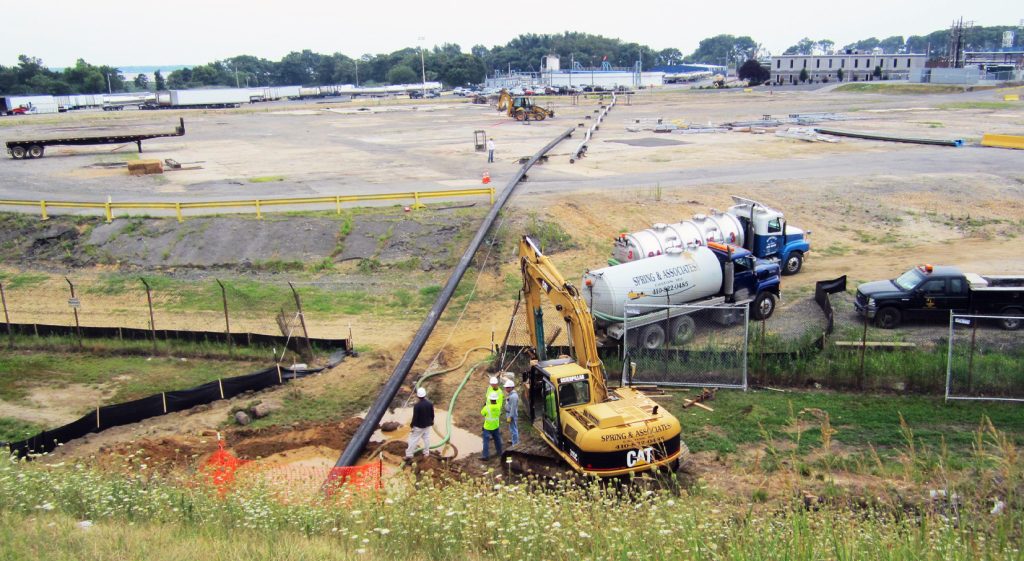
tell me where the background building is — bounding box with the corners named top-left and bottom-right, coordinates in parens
top-left (769, 52), bottom-right (927, 84)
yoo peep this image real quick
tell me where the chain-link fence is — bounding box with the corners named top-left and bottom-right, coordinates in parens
top-left (0, 276), bottom-right (346, 359)
top-left (623, 303), bottom-right (749, 388)
top-left (946, 313), bottom-right (1024, 402)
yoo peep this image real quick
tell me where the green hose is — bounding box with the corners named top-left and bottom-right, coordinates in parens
top-left (407, 346), bottom-right (492, 457)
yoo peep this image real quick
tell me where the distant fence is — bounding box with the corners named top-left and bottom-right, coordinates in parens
top-left (0, 187), bottom-right (496, 222)
top-left (3, 321), bottom-right (351, 351)
top-left (946, 313), bottom-right (1024, 403)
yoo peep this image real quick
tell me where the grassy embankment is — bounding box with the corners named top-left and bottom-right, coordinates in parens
top-left (0, 408), bottom-right (1020, 561)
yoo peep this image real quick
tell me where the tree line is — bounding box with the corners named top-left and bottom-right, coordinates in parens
top-left (3, 26), bottom-right (1020, 95)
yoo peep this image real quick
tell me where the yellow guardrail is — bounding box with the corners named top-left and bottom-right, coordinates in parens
top-left (0, 187), bottom-right (496, 222)
top-left (1004, 94), bottom-right (1020, 101)
top-left (981, 134), bottom-right (1024, 150)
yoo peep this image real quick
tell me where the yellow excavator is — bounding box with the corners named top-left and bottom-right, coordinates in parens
top-left (508, 236), bottom-right (684, 476)
top-left (497, 89), bottom-right (554, 121)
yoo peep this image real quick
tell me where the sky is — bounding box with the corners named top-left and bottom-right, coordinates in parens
top-left (2, 0), bottom-right (1018, 67)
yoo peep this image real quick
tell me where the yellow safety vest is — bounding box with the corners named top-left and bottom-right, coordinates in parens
top-left (481, 402), bottom-right (501, 430)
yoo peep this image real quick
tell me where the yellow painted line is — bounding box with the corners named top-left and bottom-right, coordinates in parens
top-left (981, 133), bottom-right (1024, 150)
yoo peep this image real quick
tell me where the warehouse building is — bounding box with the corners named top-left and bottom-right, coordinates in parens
top-left (769, 52), bottom-right (927, 84)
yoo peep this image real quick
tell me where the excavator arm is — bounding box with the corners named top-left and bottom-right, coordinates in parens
top-left (518, 236), bottom-right (608, 402)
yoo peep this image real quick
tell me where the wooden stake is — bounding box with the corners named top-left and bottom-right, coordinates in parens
top-left (218, 378), bottom-right (225, 399)
top-left (162, 392), bottom-right (168, 414)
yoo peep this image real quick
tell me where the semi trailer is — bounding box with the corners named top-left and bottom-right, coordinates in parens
top-left (855, 264), bottom-right (1024, 330)
top-left (612, 196), bottom-right (811, 275)
top-left (584, 242), bottom-right (782, 348)
top-left (6, 118), bottom-right (185, 159)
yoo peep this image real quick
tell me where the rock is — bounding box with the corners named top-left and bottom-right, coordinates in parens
top-left (379, 421), bottom-right (401, 433)
top-left (76, 520), bottom-right (93, 531)
top-left (250, 402), bottom-right (281, 419)
top-left (234, 411), bottom-right (251, 426)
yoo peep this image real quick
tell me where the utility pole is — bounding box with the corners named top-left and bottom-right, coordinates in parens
top-left (355, 59), bottom-right (359, 87)
top-left (106, 73), bottom-right (112, 94)
top-left (418, 36), bottom-right (427, 96)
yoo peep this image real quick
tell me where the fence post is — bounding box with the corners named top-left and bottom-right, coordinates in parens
top-left (489, 187), bottom-right (495, 205)
top-left (759, 317), bottom-right (766, 386)
top-left (216, 279), bottom-right (233, 357)
top-left (967, 319), bottom-right (978, 394)
top-left (858, 311), bottom-right (868, 390)
top-left (945, 313), bottom-right (955, 401)
top-left (255, 200), bottom-right (262, 219)
top-left (40, 200), bottom-right (49, 220)
top-left (335, 196), bottom-right (342, 215)
top-left (104, 198), bottom-right (113, 223)
top-left (0, 282), bottom-right (12, 349)
top-left (65, 277), bottom-right (82, 349)
top-left (288, 282), bottom-right (314, 361)
top-left (140, 277), bottom-right (157, 355)
top-left (175, 202), bottom-right (183, 223)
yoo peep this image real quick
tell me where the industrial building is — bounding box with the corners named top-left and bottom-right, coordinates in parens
top-left (769, 52), bottom-right (927, 84)
top-left (485, 55), bottom-right (665, 90)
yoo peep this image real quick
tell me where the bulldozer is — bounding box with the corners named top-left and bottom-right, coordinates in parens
top-left (497, 89), bottom-right (554, 121)
top-left (503, 236), bottom-right (684, 477)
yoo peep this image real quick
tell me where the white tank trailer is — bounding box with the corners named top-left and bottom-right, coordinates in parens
top-left (611, 196), bottom-right (811, 275)
top-left (583, 244), bottom-right (781, 348)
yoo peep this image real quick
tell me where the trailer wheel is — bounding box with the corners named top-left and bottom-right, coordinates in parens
top-left (875, 307), bottom-right (901, 329)
top-left (783, 252), bottom-right (803, 275)
top-left (638, 324), bottom-right (666, 349)
top-left (669, 316), bottom-right (696, 344)
top-left (999, 308), bottom-right (1023, 331)
top-left (27, 145), bottom-right (44, 158)
top-left (750, 292), bottom-right (777, 320)
top-left (10, 145), bottom-right (26, 159)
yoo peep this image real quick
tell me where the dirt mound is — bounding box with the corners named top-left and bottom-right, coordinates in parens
top-left (231, 417), bottom-right (363, 459)
top-left (98, 436), bottom-right (218, 474)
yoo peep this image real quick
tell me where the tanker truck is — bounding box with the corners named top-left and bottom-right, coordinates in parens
top-left (584, 242), bottom-right (781, 349)
top-left (611, 196), bottom-right (810, 275)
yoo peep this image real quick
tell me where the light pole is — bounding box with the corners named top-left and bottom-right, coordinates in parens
top-left (418, 36), bottom-right (427, 96)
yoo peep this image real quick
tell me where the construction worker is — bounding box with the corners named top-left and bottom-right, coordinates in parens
top-left (486, 137), bottom-right (495, 163)
top-left (405, 387), bottom-right (434, 460)
top-left (480, 395), bottom-right (503, 461)
top-left (486, 376), bottom-right (504, 412)
top-left (503, 379), bottom-right (520, 446)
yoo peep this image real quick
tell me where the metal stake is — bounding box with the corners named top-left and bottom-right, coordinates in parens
top-left (140, 277), bottom-right (157, 355)
top-left (217, 279), bottom-right (232, 357)
top-left (288, 282), bottom-right (314, 361)
top-left (1, 282), bottom-right (12, 349)
top-left (859, 311), bottom-right (868, 390)
top-left (65, 277), bottom-right (82, 349)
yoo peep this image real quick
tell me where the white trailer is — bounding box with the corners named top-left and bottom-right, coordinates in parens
top-left (2, 95), bottom-right (59, 115)
top-left (168, 89), bottom-right (250, 108)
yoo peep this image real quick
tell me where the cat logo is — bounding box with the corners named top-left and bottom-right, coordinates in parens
top-left (625, 446), bottom-right (655, 468)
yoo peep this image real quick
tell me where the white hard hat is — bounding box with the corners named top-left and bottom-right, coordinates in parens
top-left (489, 377), bottom-right (499, 385)
top-left (416, 387), bottom-right (427, 398)
top-left (504, 380), bottom-right (515, 388)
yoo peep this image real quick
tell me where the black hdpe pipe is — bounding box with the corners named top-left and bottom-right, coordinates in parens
top-left (813, 127), bottom-right (964, 147)
top-left (334, 127), bottom-right (576, 468)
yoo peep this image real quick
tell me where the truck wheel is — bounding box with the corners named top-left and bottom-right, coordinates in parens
top-left (783, 252), bottom-right (803, 275)
top-left (999, 309), bottom-right (1023, 331)
top-left (10, 146), bottom-right (26, 159)
top-left (638, 325), bottom-right (666, 349)
top-left (750, 292), bottom-right (777, 320)
top-left (875, 307), bottom-right (901, 329)
top-left (27, 145), bottom-right (44, 158)
top-left (669, 316), bottom-right (696, 344)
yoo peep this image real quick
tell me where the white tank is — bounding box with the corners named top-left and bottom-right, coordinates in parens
top-left (584, 246), bottom-right (724, 320)
top-left (613, 210), bottom-right (744, 263)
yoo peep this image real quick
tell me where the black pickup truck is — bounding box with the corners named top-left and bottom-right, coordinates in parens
top-left (855, 265), bottom-right (1024, 330)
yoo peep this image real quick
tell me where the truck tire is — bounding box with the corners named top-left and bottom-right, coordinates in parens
top-left (669, 316), bottom-right (696, 344)
top-left (750, 292), bottom-right (777, 320)
top-left (999, 308), bottom-right (1023, 331)
top-left (638, 324), bottom-right (666, 349)
top-left (875, 307), bottom-right (901, 329)
top-left (783, 252), bottom-right (803, 275)
top-left (10, 145), bottom-right (26, 159)
top-left (27, 145), bottom-right (44, 158)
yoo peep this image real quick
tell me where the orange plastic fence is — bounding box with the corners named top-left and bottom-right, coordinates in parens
top-left (324, 460), bottom-right (384, 496)
top-left (203, 441), bottom-right (249, 497)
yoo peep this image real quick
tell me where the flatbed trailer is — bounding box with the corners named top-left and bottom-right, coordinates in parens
top-left (5, 118), bottom-right (185, 159)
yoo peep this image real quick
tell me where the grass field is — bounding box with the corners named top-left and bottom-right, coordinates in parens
top-left (833, 83), bottom-right (969, 94)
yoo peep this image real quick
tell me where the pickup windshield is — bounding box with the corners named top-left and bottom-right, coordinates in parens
top-left (894, 269), bottom-right (925, 291)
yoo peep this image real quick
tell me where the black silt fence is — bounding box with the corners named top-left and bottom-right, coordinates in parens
top-left (6, 365), bottom-right (322, 459)
top-left (5, 322), bottom-right (351, 351)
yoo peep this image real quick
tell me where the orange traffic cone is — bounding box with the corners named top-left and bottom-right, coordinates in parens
top-left (482, 170), bottom-right (491, 184)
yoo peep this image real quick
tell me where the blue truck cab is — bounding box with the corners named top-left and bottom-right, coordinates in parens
top-left (707, 242), bottom-right (782, 320)
top-left (727, 196), bottom-right (811, 276)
